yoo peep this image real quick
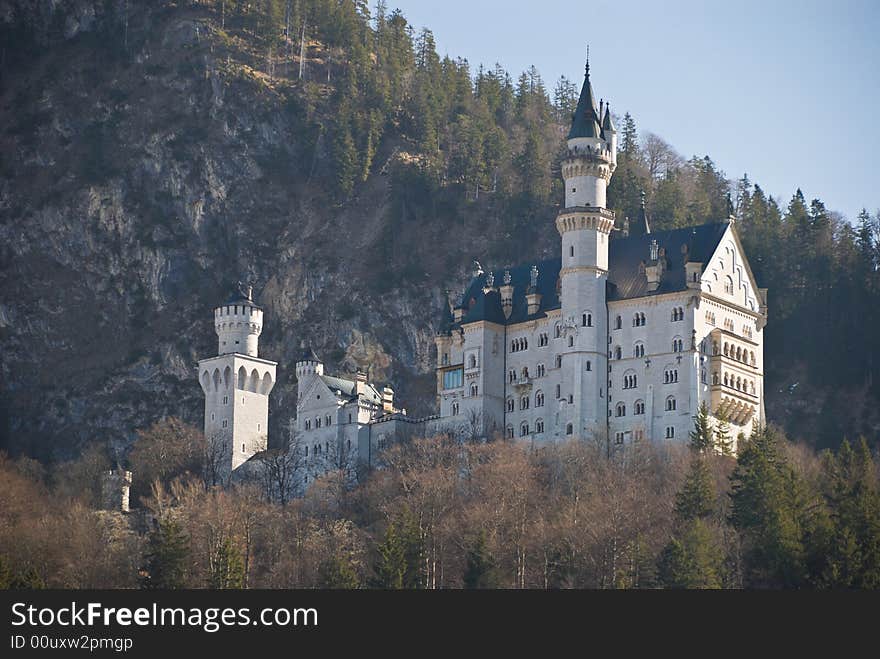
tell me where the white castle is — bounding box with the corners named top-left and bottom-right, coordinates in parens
top-left (198, 285), bottom-right (430, 490)
top-left (197, 57), bottom-right (767, 488)
top-left (434, 57), bottom-right (767, 449)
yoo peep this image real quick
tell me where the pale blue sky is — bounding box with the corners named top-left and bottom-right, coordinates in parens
top-left (387, 0), bottom-right (879, 221)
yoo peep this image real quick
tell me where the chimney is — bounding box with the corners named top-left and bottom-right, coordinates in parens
top-left (685, 262), bottom-right (702, 289)
top-left (382, 386), bottom-right (395, 413)
top-left (525, 264), bottom-right (542, 315)
top-left (355, 370), bottom-right (368, 396)
top-left (645, 240), bottom-right (665, 292)
top-left (500, 269), bottom-right (514, 319)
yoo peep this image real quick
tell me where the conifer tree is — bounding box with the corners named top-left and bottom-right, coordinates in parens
top-left (715, 410), bottom-right (733, 456)
top-left (209, 536), bottom-right (244, 589)
top-left (689, 402), bottom-right (714, 453)
top-left (318, 553), bottom-right (360, 589)
top-left (142, 518), bottom-right (190, 589)
top-left (463, 532), bottom-right (499, 588)
top-left (675, 457), bottom-right (716, 522)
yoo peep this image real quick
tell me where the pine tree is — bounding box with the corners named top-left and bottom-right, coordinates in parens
top-left (730, 426), bottom-right (809, 587)
top-left (142, 518), bottom-right (190, 589)
top-left (656, 520), bottom-right (722, 589)
top-left (372, 521), bottom-right (406, 588)
top-left (689, 402), bottom-right (714, 453)
top-left (318, 553), bottom-right (360, 589)
top-left (675, 457), bottom-right (716, 522)
top-left (208, 536), bottom-right (244, 589)
top-left (463, 532), bottom-right (500, 588)
top-left (620, 112), bottom-right (639, 161)
top-left (715, 410), bottom-right (733, 456)
top-left (820, 439), bottom-right (880, 588)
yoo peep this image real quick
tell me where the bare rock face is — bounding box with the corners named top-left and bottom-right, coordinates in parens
top-left (0, 2), bottom-right (556, 461)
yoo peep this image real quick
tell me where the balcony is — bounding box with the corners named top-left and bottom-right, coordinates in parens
top-left (709, 383), bottom-right (758, 425)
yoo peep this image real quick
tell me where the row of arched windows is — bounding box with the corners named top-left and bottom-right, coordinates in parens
top-left (671, 307), bottom-right (685, 321)
top-left (715, 341), bottom-right (757, 366)
top-left (713, 371), bottom-right (757, 395)
top-left (623, 374), bottom-right (638, 389)
top-left (506, 419), bottom-right (547, 438)
top-left (664, 369), bottom-right (679, 383)
top-left (507, 391), bottom-right (546, 411)
top-left (511, 337), bottom-right (528, 352)
top-left (615, 400), bottom-right (647, 417)
top-left (672, 338), bottom-right (684, 352)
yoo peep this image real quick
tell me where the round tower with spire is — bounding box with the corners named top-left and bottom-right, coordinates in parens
top-left (556, 49), bottom-right (618, 442)
top-left (214, 283), bottom-right (263, 357)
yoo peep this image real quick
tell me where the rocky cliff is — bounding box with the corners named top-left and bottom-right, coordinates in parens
top-left (0, 1), bottom-right (563, 460)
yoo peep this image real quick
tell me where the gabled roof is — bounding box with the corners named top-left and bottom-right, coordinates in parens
top-left (320, 375), bottom-right (383, 406)
top-left (457, 259), bottom-right (562, 326)
top-left (567, 61), bottom-right (602, 140)
top-left (445, 221), bottom-right (731, 329)
top-left (607, 221), bottom-right (729, 300)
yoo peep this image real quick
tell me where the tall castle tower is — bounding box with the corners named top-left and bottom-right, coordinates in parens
top-left (557, 54), bottom-right (617, 441)
top-left (198, 285), bottom-right (276, 477)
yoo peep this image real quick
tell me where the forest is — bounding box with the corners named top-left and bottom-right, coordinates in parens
top-left (0, 413), bottom-right (878, 589)
top-left (0, 1), bottom-right (878, 589)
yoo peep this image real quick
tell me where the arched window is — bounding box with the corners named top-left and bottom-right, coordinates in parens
top-left (555, 355), bottom-right (562, 368)
top-left (570, 245), bottom-right (575, 257)
top-left (507, 398), bottom-right (515, 412)
top-left (672, 337), bottom-right (683, 352)
top-left (713, 372), bottom-right (719, 385)
top-left (615, 315), bottom-right (622, 330)
top-left (521, 396), bottom-right (529, 410)
top-left (666, 396), bottom-right (676, 411)
top-left (520, 423), bottom-right (529, 437)
top-left (537, 363), bottom-right (545, 377)
top-left (316, 417), bottom-right (322, 428)
top-left (521, 367), bottom-right (529, 379)
top-left (325, 415), bottom-right (332, 426)
top-left (452, 402), bottom-right (459, 415)
top-left (506, 426), bottom-right (514, 439)
top-left (470, 383), bottom-right (479, 397)
top-left (536, 419), bottom-right (544, 434)
top-left (633, 342), bottom-right (645, 358)
top-left (568, 336), bottom-right (574, 347)
top-left (468, 354), bottom-right (477, 368)
top-left (305, 419), bottom-right (311, 430)
top-left (536, 391), bottom-right (544, 407)
top-left (750, 381), bottom-right (756, 394)
top-left (736, 346), bottom-right (742, 362)
top-left (634, 400), bottom-right (645, 415)
top-left (724, 276), bottom-right (734, 295)
top-left (586, 361), bottom-right (592, 371)
top-left (614, 346), bottom-right (622, 360)
top-left (666, 426), bottom-right (675, 439)
top-left (615, 402), bottom-right (626, 417)
top-left (566, 423), bottom-right (573, 435)
top-left (555, 323), bottom-right (562, 338)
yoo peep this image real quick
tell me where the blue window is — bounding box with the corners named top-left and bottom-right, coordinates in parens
top-left (443, 368), bottom-right (464, 390)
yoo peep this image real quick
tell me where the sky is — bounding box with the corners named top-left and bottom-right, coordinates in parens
top-left (387, 0), bottom-right (879, 222)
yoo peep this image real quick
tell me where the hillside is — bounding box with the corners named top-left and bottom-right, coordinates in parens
top-left (0, 0), bottom-right (878, 462)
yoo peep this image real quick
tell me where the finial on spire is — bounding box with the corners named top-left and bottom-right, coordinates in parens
top-left (585, 44), bottom-right (590, 76)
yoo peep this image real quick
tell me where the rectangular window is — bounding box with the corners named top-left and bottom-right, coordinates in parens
top-left (442, 368), bottom-right (464, 390)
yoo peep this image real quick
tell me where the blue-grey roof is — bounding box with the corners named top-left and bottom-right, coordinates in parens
top-left (445, 221), bottom-right (730, 329)
top-left (568, 64), bottom-right (602, 140)
top-left (320, 375), bottom-right (382, 405)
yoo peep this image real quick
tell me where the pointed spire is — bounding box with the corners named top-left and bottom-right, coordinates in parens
top-left (567, 46), bottom-right (601, 140)
top-left (602, 101), bottom-right (616, 133)
top-left (630, 190), bottom-right (651, 237)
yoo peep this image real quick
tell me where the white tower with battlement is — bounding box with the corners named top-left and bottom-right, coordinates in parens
top-left (198, 286), bottom-right (276, 477)
top-left (557, 56), bottom-right (617, 442)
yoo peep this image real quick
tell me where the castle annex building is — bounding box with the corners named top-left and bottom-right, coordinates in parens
top-left (197, 286), bottom-right (430, 487)
top-left (434, 58), bottom-right (767, 449)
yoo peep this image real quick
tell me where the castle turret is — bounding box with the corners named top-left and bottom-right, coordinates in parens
top-left (556, 51), bottom-right (617, 442)
top-left (199, 286), bottom-right (276, 477)
top-left (214, 285), bottom-right (263, 357)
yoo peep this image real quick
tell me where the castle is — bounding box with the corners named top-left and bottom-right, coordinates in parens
top-left (197, 56), bottom-right (767, 486)
top-left (434, 58), bottom-right (767, 449)
top-left (197, 286), bottom-right (432, 490)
